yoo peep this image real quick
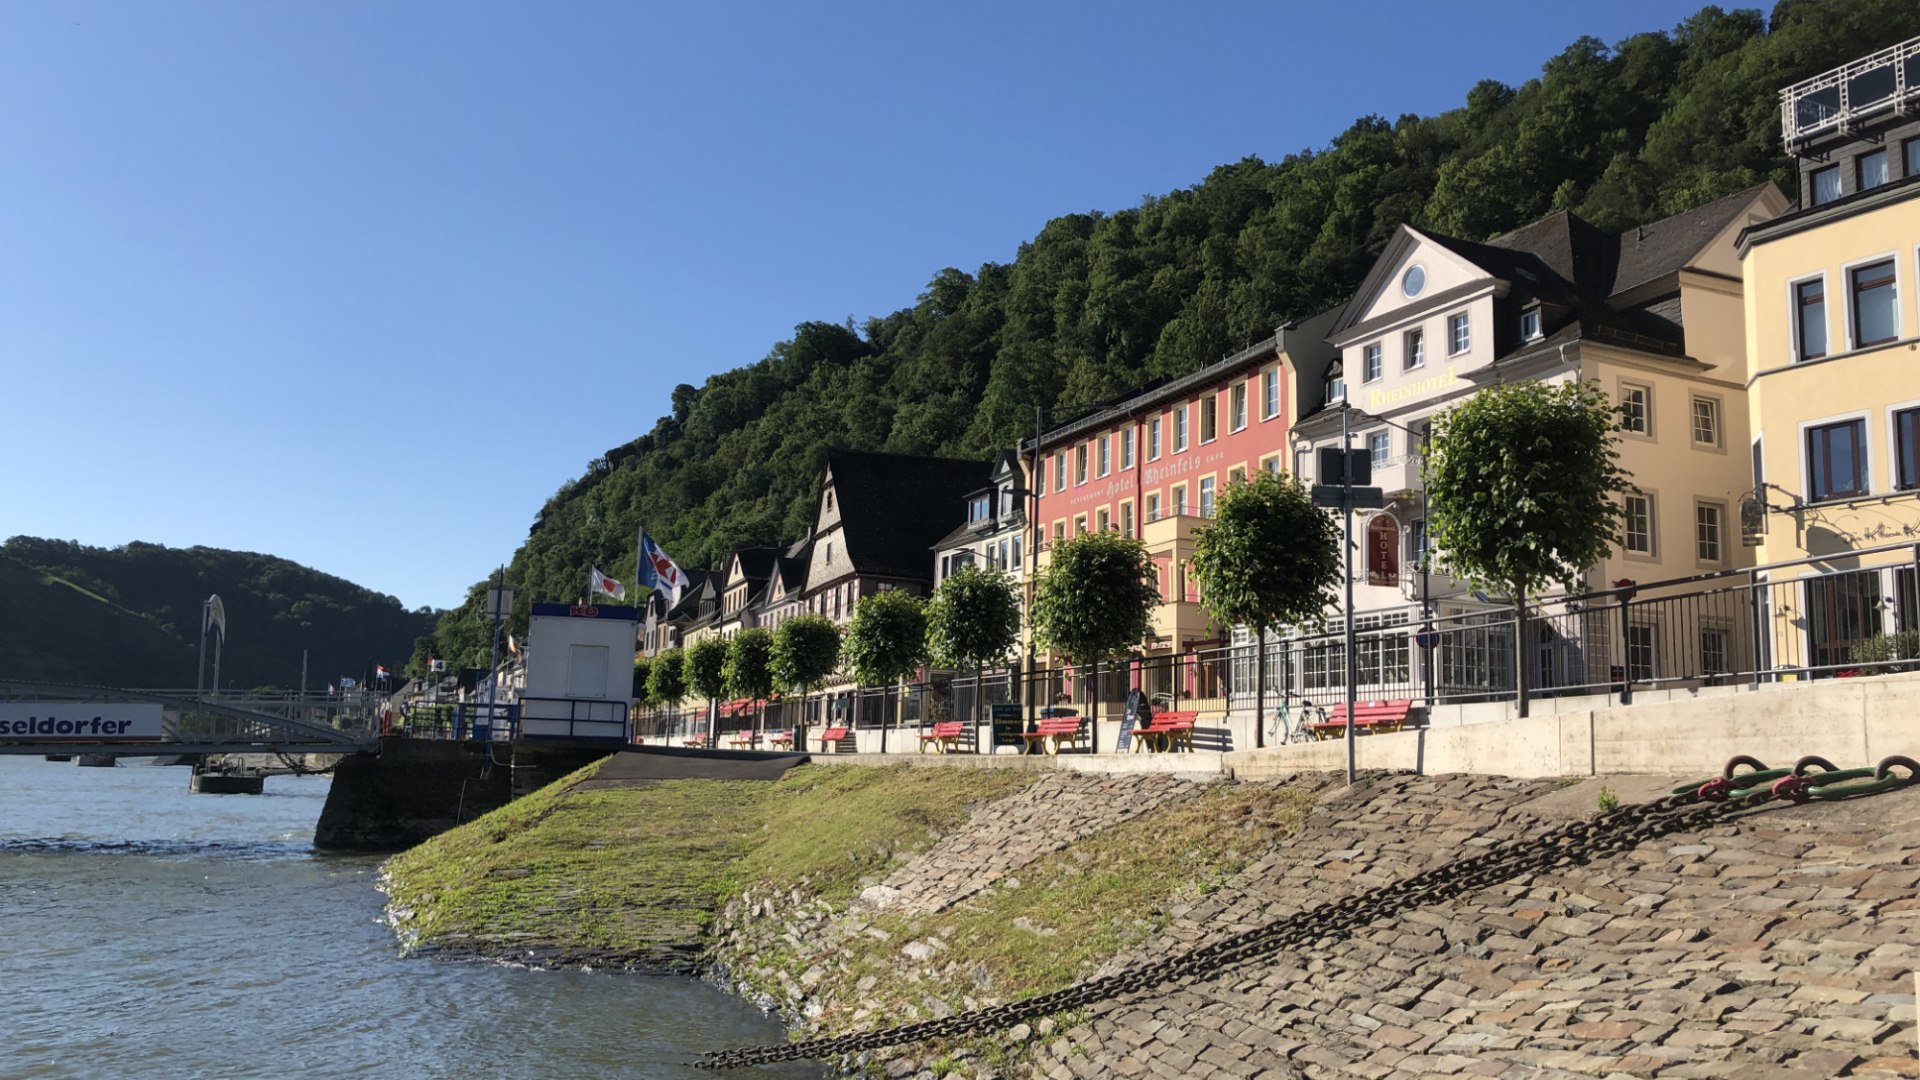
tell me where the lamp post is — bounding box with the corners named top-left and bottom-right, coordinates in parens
top-left (1025, 401), bottom-right (1110, 729)
top-left (1351, 408), bottom-right (1436, 706)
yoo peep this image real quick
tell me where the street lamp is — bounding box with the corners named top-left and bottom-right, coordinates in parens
top-left (1348, 407), bottom-right (1437, 705)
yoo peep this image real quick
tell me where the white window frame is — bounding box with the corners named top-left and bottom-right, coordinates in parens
top-left (1230, 382), bottom-right (1248, 432)
top-left (1520, 309), bottom-right (1541, 341)
top-left (1121, 426), bottom-right (1135, 470)
top-left (1175, 406), bottom-right (1190, 452)
top-left (1368, 430), bottom-right (1390, 468)
top-left (1694, 499), bottom-right (1726, 566)
top-left (1889, 395), bottom-right (1920, 493)
top-left (1620, 381), bottom-right (1653, 438)
top-left (1148, 416), bottom-right (1163, 462)
top-left (1623, 491), bottom-right (1656, 556)
top-left (1403, 327), bottom-right (1424, 370)
top-left (1074, 443), bottom-right (1088, 486)
top-left (1146, 491), bottom-right (1162, 521)
top-left (1859, 147), bottom-right (1890, 191)
top-left (1199, 396), bottom-right (1218, 444)
top-left (1446, 312), bottom-right (1471, 356)
top-left (1054, 451), bottom-right (1067, 493)
top-left (1788, 271), bottom-right (1829, 363)
top-left (1097, 434), bottom-right (1111, 478)
top-left (1262, 367), bottom-right (1280, 420)
top-left (1800, 409), bottom-right (1875, 504)
top-left (1362, 343), bottom-right (1383, 383)
top-left (1690, 394), bottom-right (1723, 449)
top-left (1842, 250), bottom-right (1903, 352)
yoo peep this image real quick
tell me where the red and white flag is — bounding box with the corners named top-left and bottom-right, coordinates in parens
top-left (589, 566), bottom-right (626, 600)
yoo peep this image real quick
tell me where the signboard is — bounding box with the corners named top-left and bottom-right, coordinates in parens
top-left (0, 703), bottom-right (165, 742)
top-left (989, 703), bottom-right (1027, 751)
top-left (1739, 496), bottom-right (1766, 546)
top-left (1312, 485), bottom-right (1385, 510)
top-left (486, 587), bottom-right (514, 620)
top-left (530, 602), bottom-right (639, 620)
top-left (1366, 515), bottom-right (1401, 586)
top-left (1317, 447), bottom-right (1371, 487)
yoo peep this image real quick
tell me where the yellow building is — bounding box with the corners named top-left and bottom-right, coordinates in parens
top-left (1739, 35), bottom-right (1920, 675)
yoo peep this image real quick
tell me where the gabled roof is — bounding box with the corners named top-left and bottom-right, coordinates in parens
top-left (1609, 184), bottom-right (1774, 297)
top-left (719, 546), bottom-right (781, 596)
top-left (822, 450), bottom-right (989, 583)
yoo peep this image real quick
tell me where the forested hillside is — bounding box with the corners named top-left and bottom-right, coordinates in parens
top-left (424, 1), bottom-right (1918, 672)
top-left (1, 537), bottom-right (436, 691)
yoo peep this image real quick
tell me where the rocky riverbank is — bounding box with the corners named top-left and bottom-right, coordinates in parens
top-left (382, 759), bottom-right (1920, 1078)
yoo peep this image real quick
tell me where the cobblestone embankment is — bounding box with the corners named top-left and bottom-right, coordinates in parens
top-left (717, 770), bottom-right (1920, 1079)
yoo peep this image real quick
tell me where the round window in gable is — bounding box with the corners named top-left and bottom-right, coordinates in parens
top-left (1402, 265), bottom-right (1426, 298)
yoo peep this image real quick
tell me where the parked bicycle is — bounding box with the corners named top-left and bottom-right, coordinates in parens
top-left (1267, 694), bottom-right (1327, 745)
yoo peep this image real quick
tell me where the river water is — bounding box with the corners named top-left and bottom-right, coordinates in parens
top-left (0, 756), bottom-right (819, 1079)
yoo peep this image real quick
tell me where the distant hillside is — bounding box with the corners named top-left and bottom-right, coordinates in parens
top-left (1, 537), bottom-right (438, 691)
top-left (424, 0), bottom-right (1920, 671)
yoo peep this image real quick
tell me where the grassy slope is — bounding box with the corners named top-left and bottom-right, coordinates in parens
top-left (382, 760), bottom-right (1043, 967)
top-left (385, 761), bottom-right (1317, 1075)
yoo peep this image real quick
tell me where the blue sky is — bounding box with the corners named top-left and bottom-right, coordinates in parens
top-left (2, 0), bottom-right (1713, 610)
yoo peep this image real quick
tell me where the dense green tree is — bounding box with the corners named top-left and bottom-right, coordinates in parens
top-left (632, 655), bottom-right (653, 705)
top-left (647, 647), bottom-right (687, 706)
top-left (686, 636), bottom-right (729, 702)
top-left (925, 567), bottom-right (1022, 729)
top-left (1422, 380), bottom-right (1633, 717)
top-left (841, 589), bottom-right (930, 689)
top-left (1188, 471), bottom-right (1343, 746)
top-left (770, 616), bottom-right (842, 720)
top-left (1031, 532), bottom-right (1159, 751)
top-left (724, 628), bottom-right (776, 730)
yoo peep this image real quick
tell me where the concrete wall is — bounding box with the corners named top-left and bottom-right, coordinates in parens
top-left (1226, 669), bottom-right (1920, 780)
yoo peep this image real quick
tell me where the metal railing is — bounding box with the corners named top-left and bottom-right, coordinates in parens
top-left (1781, 35), bottom-right (1920, 149)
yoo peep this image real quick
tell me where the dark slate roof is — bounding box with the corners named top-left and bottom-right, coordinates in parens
top-left (661, 569), bottom-right (710, 620)
top-left (726, 545), bottom-right (782, 588)
top-left (826, 450), bottom-right (989, 582)
top-left (1609, 184), bottom-right (1773, 297)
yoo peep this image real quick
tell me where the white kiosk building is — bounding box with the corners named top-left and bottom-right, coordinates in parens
top-left (519, 602), bottom-right (637, 741)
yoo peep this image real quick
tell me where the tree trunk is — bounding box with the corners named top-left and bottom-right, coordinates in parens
top-left (1254, 625), bottom-right (1267, 749)
top-left (1513, 584), bottom-right (1530, 720)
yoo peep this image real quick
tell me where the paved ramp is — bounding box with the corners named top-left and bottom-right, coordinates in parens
top-left (569, 745), bottom-right (811, 789)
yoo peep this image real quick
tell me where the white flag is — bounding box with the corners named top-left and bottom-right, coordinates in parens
top-left (589, 566), bottom-right (626, 600)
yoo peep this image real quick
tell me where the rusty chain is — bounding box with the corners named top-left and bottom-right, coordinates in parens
top-left (694, 756), bottom-right (1917, 1071)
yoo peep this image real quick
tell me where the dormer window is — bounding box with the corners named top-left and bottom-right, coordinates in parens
top-left (969, 495), bottom-right (992, 523)
top-left (1521, 309), bottom-right (1541, 341)
top-left (1324, 358), bottom-right (1346, 404)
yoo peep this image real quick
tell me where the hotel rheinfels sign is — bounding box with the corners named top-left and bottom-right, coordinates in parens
top-left (0, 703), bottom-right (165, 742)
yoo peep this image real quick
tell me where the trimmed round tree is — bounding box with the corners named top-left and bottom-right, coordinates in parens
top-left (632, 655), bottom-right (654, 707)
top-left (926, 566), bottom-right (1022, 732)
top-left (1422, 379), bottom-right (1632, 716)
top-left (1189, 469), bottom-right (1342, 747)
top-left (647, 646), bottom-right (687, 712)
top-left (841, 589), bottom-right (929, 750)
top-left (1030, 531), bottom-right (1159, 751)
top-left (771, 614), bottom-right (843, 740)
top-left (724, 627), bottom-right (776, 735)
top-left (686, 634), bottom-right (730, 741)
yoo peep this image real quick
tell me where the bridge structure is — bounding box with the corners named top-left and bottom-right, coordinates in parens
top-left (0, 681), bottom-right (381, 758)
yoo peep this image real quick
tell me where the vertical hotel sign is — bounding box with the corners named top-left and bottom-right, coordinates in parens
top-left (1366, 515), bottom-right (1400, 587)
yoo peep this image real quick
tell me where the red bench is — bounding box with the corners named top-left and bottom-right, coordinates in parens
top-left (918, 721), bottom-right (967, 754)
top-left (765, 729), bottom-right (794, 750)
top-left (1019, 717), bottom-right (1084, 755)
top-left (1131, 710), bottom-right (1198, 753)
top-left (727, 729), bottom-right (757, 749)
top-left (1309, 699), bottom-right (1412, 740)
top-left (816, 726), bottom-right (852, 752)
top-left (683, 733), bottom-right (712, 749)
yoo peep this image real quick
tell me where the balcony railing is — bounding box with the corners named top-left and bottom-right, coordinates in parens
top-left (1781, 35), bottom-right (1920, 150)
